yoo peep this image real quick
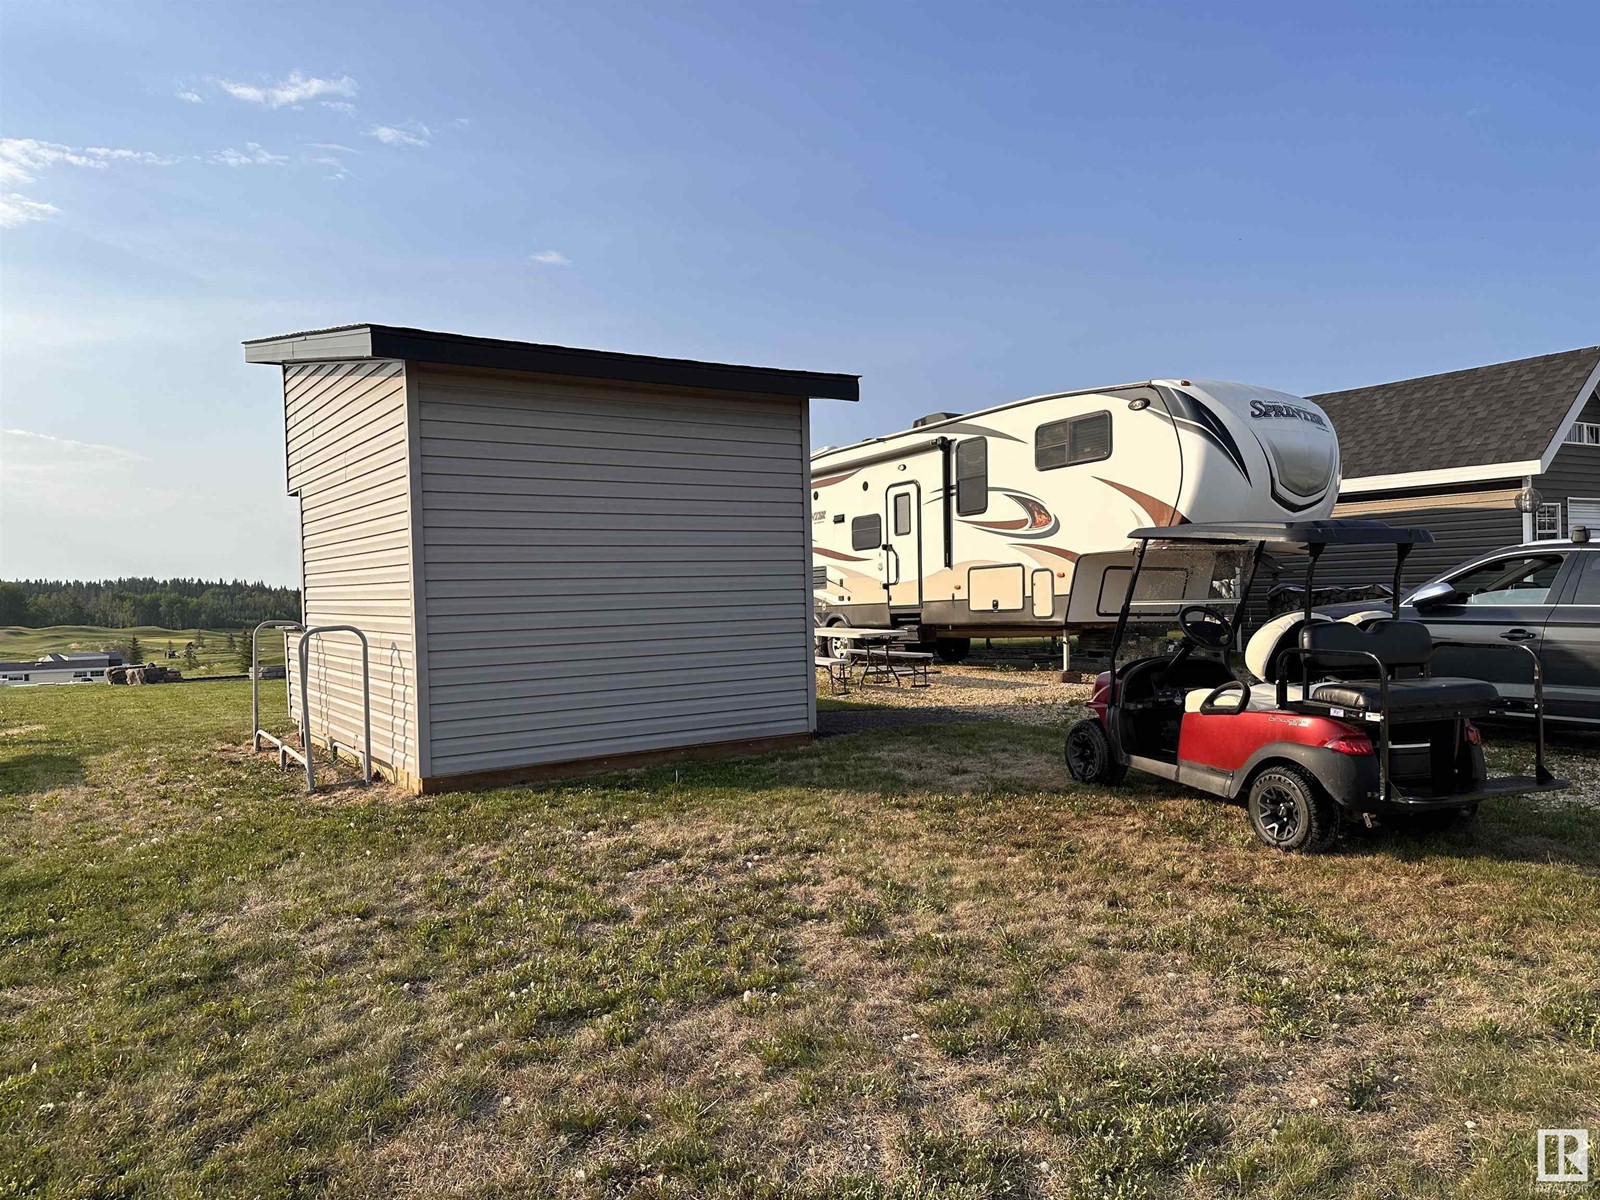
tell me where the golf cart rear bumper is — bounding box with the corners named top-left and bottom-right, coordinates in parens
top-left (1366, 773), bottom-right (1570, 814)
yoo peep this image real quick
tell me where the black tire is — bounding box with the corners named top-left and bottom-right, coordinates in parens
top-left (815, 622), bottom-right (851, 662)
top-left (1065, 718), bottom-right (1126, 786)
top-left (1246, 763), bottom-right (1338, 854)
top-left (935, 638), bottom-right (971, 664)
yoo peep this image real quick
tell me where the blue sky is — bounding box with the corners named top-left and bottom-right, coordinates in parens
top-left (2, 0), bottom-right (1595, 584)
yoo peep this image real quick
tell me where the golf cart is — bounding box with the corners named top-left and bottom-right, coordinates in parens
top-left (1064, 520), bottom-right (1566, 852)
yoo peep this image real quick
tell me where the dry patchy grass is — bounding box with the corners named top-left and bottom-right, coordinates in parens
top-left (0, 682), bottom-right (1597, 1198)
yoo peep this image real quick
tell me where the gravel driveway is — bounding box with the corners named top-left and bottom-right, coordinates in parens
top-left (816, 664), bottom-right (1093, 735)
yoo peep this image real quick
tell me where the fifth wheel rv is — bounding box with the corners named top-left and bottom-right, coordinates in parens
top-left (811, 379), bottom-right (1340, 660)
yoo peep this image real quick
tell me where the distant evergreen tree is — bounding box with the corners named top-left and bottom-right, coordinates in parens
top-left (235, 637), bottom-right (255, 675)
top-left (0, 583), bottom-right (29, 625)
top-left (183, 643), bottom-right (199, 669)
top-left (126, 635), bottom-right (143, 664)
top-left (0, 578), bottom-right (299, 630)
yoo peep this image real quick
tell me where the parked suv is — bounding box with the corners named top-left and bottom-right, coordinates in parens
top-left (1321, 539), bottom-right (1600, 724)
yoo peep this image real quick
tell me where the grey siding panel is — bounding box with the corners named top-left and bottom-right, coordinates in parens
top-left (1538, 392), bottom-right (1600, 518)
top-left (419, 458), bottom-right (797, 490)
top-left (414, 365), bottom-right (813, 775)
top-left (283, 359), bottom-right (419, 779)
top-left (427, 663), bottom-right (810, 712)
top-left (429, 712), bottom-right (808, 776)
top-left (1282, 487), bottom-right (1525, 593)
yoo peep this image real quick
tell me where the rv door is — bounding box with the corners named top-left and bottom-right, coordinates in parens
top-left (884, 483), bottom-right (923, 607)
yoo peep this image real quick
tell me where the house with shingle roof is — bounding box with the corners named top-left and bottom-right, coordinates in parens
top-left (1308, 345), bottom-right (1600, 586)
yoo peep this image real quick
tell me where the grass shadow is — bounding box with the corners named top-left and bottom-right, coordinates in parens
top-left (0, 752), bottom-right (86, 796)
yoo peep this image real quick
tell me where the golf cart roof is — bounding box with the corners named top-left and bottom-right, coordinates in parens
top-left (1126, 519), bottom-right (1435, 547)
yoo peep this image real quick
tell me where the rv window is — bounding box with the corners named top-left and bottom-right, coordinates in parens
top-left (812, 566), bottom-right (829, 591)
top-left (1036, 411), bottom-right (1113, 470)
top-left (851, 514), bottom-right (882, 551)
top-left (955, 438), bottom-right (988, 515)
top-left (893, 492), bottom-right (912, 536)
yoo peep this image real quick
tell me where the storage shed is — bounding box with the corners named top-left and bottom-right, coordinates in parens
top-left (245, 324), bottom-right (858, 792)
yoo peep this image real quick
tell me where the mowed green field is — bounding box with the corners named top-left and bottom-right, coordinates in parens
top-left (0, 625), bottom-right (286, 677)
top-left (0, 683), bottom-right (1597, 1198)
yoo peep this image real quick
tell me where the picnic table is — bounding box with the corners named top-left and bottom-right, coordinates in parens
top-left (814, 626), bottom-right (937, 691)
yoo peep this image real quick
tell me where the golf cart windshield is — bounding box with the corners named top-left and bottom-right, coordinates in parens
top-left (1111, 545), bottom-right (1254, 618)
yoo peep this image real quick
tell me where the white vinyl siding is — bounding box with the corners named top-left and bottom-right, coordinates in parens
top-left (283, 360), bottom-right (420, 779)
top-left (413, 366), bottom-right (812, 778)
top-left (1568, 498), bottom-right (1600, 537)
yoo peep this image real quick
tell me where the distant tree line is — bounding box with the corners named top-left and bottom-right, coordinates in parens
top-left (0, 578), bottom-right (301, 630)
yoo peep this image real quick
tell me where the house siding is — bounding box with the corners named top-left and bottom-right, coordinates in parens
top-left (283, 360), bottom-right (421, 780)
top-left (1535, 390), bottom-right (1600, 536)
top-left (1263, 485), bottom-right (1525, 599)
top-left (412, 366), bottom-right (813, 780)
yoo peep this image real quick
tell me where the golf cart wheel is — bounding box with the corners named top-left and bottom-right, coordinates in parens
top-left (1246, 763), bottom-right (1337, 854)
top-left (1065, 718), bottom-right (1126, 786)
top-left (935, 638), bottom-right (971, 664)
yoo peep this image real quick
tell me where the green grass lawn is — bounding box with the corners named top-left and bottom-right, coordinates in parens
top-left (1, 684), bottom-right (1597, 1198)
top-left (0, 625), bottom-right (285, 678)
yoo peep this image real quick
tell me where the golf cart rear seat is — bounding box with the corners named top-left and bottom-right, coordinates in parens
top-left (1184, 611), bottom-right (1500, 716)
top-left (1296, 619), bottom-right (1500, 714)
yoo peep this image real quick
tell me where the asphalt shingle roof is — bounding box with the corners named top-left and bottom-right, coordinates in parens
top-left (1309, 346), bottom-right (1600, 481)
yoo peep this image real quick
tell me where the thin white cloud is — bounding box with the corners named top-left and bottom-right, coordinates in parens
top-left (0, 194), bottom-right (60, 228)
top-left (2, 428), bottom-right (145, 467)
top-left (306, 142), bottom-right (358, 153)
top-left (176, 89), bottom-right (204, 104)
top-left (0, 138), bottom-right (177, 187)
top-left (322, 100), bottom-right (359, 116)
top-left (210, 143), bottom-right (289, 167)
top-left (309, 155), bottom-right (351, 180)
top-left (210, 70), bottom-right (358, 109)
top-left (530, 250), bottom-right (571, 265)
top-left (0, 429), bottom-right (186, 537)
top-left (367, 122), bottom-right (431, 147)
top-left (452, 117), bottom-right (471, 128)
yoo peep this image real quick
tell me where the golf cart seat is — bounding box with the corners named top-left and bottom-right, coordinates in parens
top-left (1297, 619), bottom-right (1499, 713)
top-left (1184, 611), bottom-right (1500, 716)
top-left (1306, 677), bottom-right (1498, 712)
top-left (1184, 681), bottom-right (1305, 712)
top-left (1182, 611), bottom-right (1330, 713)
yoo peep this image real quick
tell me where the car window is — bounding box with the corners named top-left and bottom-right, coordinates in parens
top-left (1562, 553), bottom-right (1600, 604)
top-left (1447, 553), bottom-right (1564, 605)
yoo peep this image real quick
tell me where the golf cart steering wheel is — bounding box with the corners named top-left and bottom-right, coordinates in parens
top-left (1178, 604), bottom-right (1234, 651)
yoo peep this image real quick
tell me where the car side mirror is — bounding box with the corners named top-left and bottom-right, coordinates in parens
top-left (1408, 580), bottom-right (1460, 610)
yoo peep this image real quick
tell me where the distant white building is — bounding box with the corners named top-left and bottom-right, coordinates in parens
top-left (0, 651), bottom-right (124, 686)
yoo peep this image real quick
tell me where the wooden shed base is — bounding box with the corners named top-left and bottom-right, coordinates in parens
top-left (410, 732), bottom-right (814, 795)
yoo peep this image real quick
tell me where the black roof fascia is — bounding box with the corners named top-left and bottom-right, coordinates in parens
top-left (244, 324), bottom-right (859, 401)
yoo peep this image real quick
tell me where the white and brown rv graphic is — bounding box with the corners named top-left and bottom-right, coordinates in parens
top-left (810, 379), bottom-right (1339, 659)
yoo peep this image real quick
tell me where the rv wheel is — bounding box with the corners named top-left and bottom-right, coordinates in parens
top-left (935, 639), bottom-right (971, 664)
top-left (1065, 718), bottom-right (1125, 786)
top-left (1246, 764), bottom-right (1337, 854)
top-left (822, 625), bottom-right (851, 662)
